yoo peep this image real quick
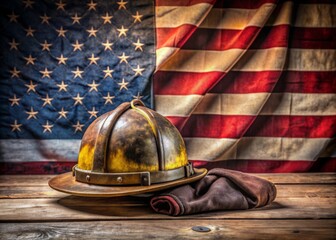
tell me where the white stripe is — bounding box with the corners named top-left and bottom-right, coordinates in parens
top-left (156, 47), bottom-right (178, 70)
top-left (200, 3), bottom-right (276, 29)
top-left (156, 47), bottom-right (244, 71)
top-left (0, 139), bottom-right (80, 162)
top-left (157, 48), bottom-right (335, 72)
top-left (156, 3), bottom-right (278, 29)
top-left (295, 4), bottom-right (336, 28)
top-left (157, 48), bottom-right (288, 72)
top-left (156, 3), bottom-right (334, 29)
top-left (156, 93), bottom-right (336, 117)
top-left (288, 49), bottom-right (336, 71)
top-left (185, 137), bottom-right (332, 161)
top-left (156, 3), bottom-right (212, 28)
top-left (155, 95), bottom-right (202, 117)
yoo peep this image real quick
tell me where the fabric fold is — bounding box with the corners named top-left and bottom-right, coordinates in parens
top-left (150, 168), bottom-right (277, 216)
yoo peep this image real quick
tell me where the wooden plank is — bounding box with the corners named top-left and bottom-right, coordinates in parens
top-left (0, 193), bottom-right (335, 221)
top-left (1, 184), bottom-right (335, 199)
top-left (256, 173), bottom-right (336, 184)
top-left (0, 175), bottom-right (53, 186)
top-left (0, 220), bottom-right (335, 240)
top-left (0, 186), bottom-right (67, 199)
top-left (0, 173), bottom-right (335, 186)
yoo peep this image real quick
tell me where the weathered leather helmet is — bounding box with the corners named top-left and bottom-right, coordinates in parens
top-left (49, 100), bottom-right (206, 197)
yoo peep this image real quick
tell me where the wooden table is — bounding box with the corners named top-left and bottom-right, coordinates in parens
top-left (0, 173), bottom-right (335, 239)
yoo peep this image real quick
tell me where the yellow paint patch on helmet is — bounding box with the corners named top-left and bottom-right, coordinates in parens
top-left (164, 145), bottom-right (188, 170)
top-left (107, 148), bottom-right (159, 173)
top-left (78, 144), bottom-right (94, 170)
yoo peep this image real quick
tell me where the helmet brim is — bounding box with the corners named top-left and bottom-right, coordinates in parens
top-left (48, 168), bottom-right (207, 197)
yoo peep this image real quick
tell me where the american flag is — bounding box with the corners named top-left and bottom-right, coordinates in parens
top-left (0, 0), bottom-right (335, 174)
top-left (0, 0), bottom-right (154, 173)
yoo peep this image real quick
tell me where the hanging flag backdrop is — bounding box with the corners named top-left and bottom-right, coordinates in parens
top-left (0, 0), bottom-right (335, 174)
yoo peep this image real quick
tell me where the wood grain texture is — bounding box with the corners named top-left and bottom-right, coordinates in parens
top-left (1, 220), bottom-right (335, 240)
top-left (0, 173), bottom-right (335, 239)
top-left (0, 192), bottom-right (335, 221)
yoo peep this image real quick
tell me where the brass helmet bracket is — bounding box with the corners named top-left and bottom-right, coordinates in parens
top-left (73, 100), bottom-right (194, 186)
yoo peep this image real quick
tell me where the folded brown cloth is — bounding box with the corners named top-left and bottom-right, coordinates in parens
top-left (150, 168), bottom-right (277, 216)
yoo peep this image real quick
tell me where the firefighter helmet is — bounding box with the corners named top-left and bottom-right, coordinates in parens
top-left (49, 100), bottom-right (207, 197)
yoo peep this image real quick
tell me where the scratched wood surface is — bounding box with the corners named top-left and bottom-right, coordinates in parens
top-left (0, 173), bottom-right (335, 239)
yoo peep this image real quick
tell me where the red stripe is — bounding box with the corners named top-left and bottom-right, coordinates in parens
top-left (0, 162), bottom-right (75, 174)
top-left (154, 71), bottom-right (335, 95)
top-left (273, 71), bottom-right (336, 93)
top-left (176, 115), bottom-right (336, 138)
top-left (157, 25), bottom-right (335, 50)
top-left (154, 71), bottom-right (224, 95)
top-left (182, 26), bottom-right (287, 50)
top-left (156, 25), bottom-right (198, 50)
top-left (288, 27), bottom-right (336, 49)
top-left (157, 26), bottom-right (263, 50)
top-left (192, 157), bottom-right (336, 173)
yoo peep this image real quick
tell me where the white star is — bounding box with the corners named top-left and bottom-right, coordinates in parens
top-left (26, 107), bottom-right (38, 120)
top-left (101, 12), bottom-right (112, 24)
top-left (117, 25), bottom-right (128, 37)
top-left (133, 92), bottom-right (143, 100)
top-left (103, 92), bottom-right (115, 104)
top-left (88, 80), bottom-right (100, 92)
top-left (9, 39), bottom-right (19, 50)
top-left (72, 67), bottom-right (84, 79)
top-left (71, 13), bottom-right (81, 24)
top-left (25, 26), bottom-right (35, 37)
top-left (118, 52), bottom-right (130, 64)
top-left (56, 54), bottom-right (68, 65)
top-left (132, 11), bottom-right (142, 23)
top-left (24, 54), bottom-right (36, 65)
top-left (88, 107), bottom-right (98, 119)
top-left (40, 40), bottom-right (52, 51)
top-left (88, 53), bottom-right (100, 65)
top-left (40, 13), bottom-right (51, 24)
top-left (57, 81), bottom-right (68, 92)
top-left (42, 121), bottom-right (54, 133)
top-left (87, 0), bottom-right (97, 11)
top-left (11, 120), bottom-right (22, 132)
top-left (41, 94), bottom-right (53, 107)
top-left (23, 0), bottom-right (35, 8)
top-left (118, 78), bottom-right (129, 91)
top-left (9, 94), bottom-right (21, 106)
top-left (101, 40), bottom-right (113, 51)
top-left (103, 66), bottom-right (113, 78)
top-left (56, 0), bottom-right (66, 11)
top-left (58, 108), bottom-right (68, 119)
top-left (10, 67), bottom-right (20, 78)
top-left (72, 40), bottom-right (84, 51)
top-left (87, 26), bottom-right (98, 37)
top-left (133, 38), bottom-right (144, 51)
top-left (117, 0), bottom-right (127, 10)
top-left (25, 80), bottom-right (37, 93)
top-left (72, 93), bottom-right (84, 105)
top-left (73, 121), bottom-right (84, 133)
top-left (56, 26), bottom-right (67, 37)
top-left (40, 68), bottom-right (52, 78)
top-left (8, 12), bottom-right (19, 22)
top-left (132, 65), bottom-right (145, 76)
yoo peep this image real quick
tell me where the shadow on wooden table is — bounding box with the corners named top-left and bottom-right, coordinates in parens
top-left (55, 195), bottom-right (287, 217)
top-left (56, 195), bottom-right (154, 217)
